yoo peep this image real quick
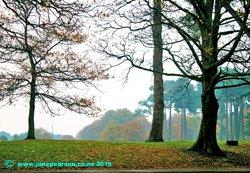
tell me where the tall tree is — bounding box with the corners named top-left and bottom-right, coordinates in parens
top-left (0, 0), bottom-right (108, 139)
top-left (148, 0), bottom-right (164, 142)
top-left (90, 0), bottom-right (165, 142)
top-left (186, 1), bottom-right (249, 156)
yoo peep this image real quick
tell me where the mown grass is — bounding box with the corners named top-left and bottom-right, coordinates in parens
top-left (0, 140), bottom-right (249, 171)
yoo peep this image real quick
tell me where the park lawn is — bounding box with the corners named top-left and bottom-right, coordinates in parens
top-left (0, 140), bottom-right (249, 171)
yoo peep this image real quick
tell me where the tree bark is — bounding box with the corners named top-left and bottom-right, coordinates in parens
top-left (147, 0), bottom-right (164, 142)
top-left (190, 77), bottom-right (224, 156)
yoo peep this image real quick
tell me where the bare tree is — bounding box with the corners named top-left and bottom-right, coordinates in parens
top-left (0, 0), bottom-right (108, 139)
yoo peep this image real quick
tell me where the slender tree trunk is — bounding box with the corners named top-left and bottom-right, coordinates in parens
top-left (229, 102), bottom-right (233, 140)
top-left (26, 72), bottom-right (36, 139)
top-left (147, 0), bottom-right (164, 142)
top-left (180, 109), bottom-right (184, 140)
top-left (219, 101), bottom-right (225, 140)
top-left (234, 102), bottom-right (239, 140)
top-left (26, 49), bottom-right (37, 140)
top-left (163, 106), bottom-right (168, 140)
top-left (184, 109), bottom-right (186, 140)
top-left (226, 102), bottom-right (229, 140)
top-left (239, 100), bottom-right (244, 140)
top-left (180, 108), bottom-right (186, 140)
top-left (190, 78), bottom-right (224, 156)
top-left (168, 102), bottom-right (172, 140)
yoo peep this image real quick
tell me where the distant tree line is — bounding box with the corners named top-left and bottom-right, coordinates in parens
top-left (76, 109), bottom-right (150, 141)
top-left (0, 129), bottom-right (75, 141)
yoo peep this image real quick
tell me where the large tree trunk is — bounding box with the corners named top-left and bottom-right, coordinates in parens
top-left (147, 0), bottom-right (164, 142)
top-left (190, 79), bottom-right (224, 156)
top-left (189, 0), bottom-right (225, 156)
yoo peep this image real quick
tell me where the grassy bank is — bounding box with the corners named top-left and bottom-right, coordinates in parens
top-left (0, 140), bottom-right (249, 171)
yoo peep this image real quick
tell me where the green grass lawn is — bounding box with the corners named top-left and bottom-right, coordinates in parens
top-left (0, 140), bottom-right (249, 171)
